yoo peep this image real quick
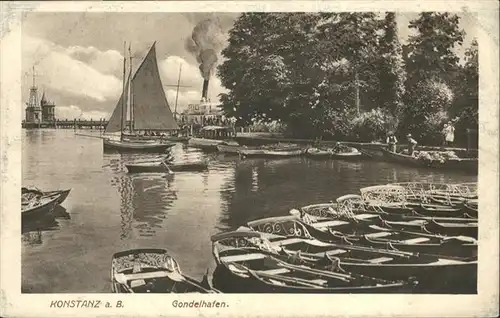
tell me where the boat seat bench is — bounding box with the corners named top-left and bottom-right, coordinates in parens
top-left (311, 220), bottom-right (349, 228)
top-left (368, 257), bottom-right (394, 264)
top-left (401, 237), bottom-right (430, 244)
top-left (271, 238), bottom-right (305, 247)
top-left (257, 268), bottom-right (291, 275)
top-left (312, 249), bottom-right (347, 257)
top-left (220, 253), bottom-right (266, 263)
top-left (365, 232), bottom-right (393, 239)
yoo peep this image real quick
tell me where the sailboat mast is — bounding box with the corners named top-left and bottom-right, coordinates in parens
top-left (128, 43), bottom-right (134, 134)
top-left (174, 64), bottom-right (182, 120)
top-left (120, 41), bottom-right (127, 141)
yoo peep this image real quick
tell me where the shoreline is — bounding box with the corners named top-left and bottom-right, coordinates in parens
top-left (234, 132), bottom-right (477, 156)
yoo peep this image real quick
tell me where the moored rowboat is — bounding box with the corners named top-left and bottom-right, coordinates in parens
top-left (125, 161), bottom-right (208, 173)
top-left (22, 191), bottom-right (64, 218)
top-left (381, 149), bottom-right (478, 173)
top-left (211, 230), bottom-right (411, 293)
top-left (239, 145), bottom-right (307, 158)
top-left (111, 249), bottom-right (219, 293)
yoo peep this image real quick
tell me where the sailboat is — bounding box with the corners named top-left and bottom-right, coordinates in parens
top-left (103, 42), bottom-right (178, 152)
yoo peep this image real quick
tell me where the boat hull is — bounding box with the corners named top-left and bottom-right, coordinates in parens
top-left (103, 139), bottom-right (175, 153)
top-left (22, 192), bottom-right (63, 218)
top-left (239, 148), bottom-right (306, 158)
top-left (126, 162), bottom-right (208, 173)
top-left (188, 138), bottom-right (233, 151)
top-left (306, 147), bottom-right (363, 161)
top-left (339, 260), bottom-right (477, 294)
top-left (382, 149), bottom-right (478, 173)
top-left (212, 263), bottom-right (410, 294)
top-left (122, 134), bottom-right (190, 143)
top-left (216, 144), bottom-right (246, 155)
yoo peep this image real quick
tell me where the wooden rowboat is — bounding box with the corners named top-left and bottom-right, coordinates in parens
top-left (125, 161), bottom-right (208, 173)
top-left (305, 147), bottom-right (363, 160)
top-left (239, 145), bottom-right (306, 158)
top-left (211, 230), bottom-right (410, 293)
top-left (215, 228), bottom-right (476, 294)
top-left (381, 149), bottom-right (478, 173)
top-left (22, 187), bottom-right (71, 206)
top-left (216, 144), bottom-right (250, 155)
top-left (248, 215), bottom-right (477, 259)
top-left (22, 191), bottom-right (63, 218)
top-left (111, 249), bottom-right (219, 293)
top-left (380, 217), bottom-right (478, 239)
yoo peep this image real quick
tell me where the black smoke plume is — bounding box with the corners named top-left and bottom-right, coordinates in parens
top-left (185, 18), bottom-right (225, 80)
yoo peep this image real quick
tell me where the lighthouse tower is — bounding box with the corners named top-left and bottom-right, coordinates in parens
top-left (25, 67), bottom-right (42, 124)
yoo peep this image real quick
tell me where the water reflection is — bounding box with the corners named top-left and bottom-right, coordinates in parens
top-left (216, 157), bottom-right (478, 232)
top-left (106, 153), bottom-right (178, 239)
top-left (22, 206), bottom-right (71, 246)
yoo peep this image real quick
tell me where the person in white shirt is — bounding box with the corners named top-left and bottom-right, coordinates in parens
top-left (406, 133), bottom-right (418, 156)
top-left (445, 121), bottom-right (455, 146)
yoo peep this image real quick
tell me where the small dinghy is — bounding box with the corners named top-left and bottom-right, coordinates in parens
top-left (22, 187), bottom-right (71, 206)
top-left (305, 147), bottom-right (333, 158)
top-left (306, 145), bottom-right (363, 160)
top-left (22, 190), bottom-right (65, 218)
top-left (216, 144), bottom-right (247, 155)
top-left (211, 230), bottom-right (410, 293)
top-left (111, 249), bottom-right (219, 293)
top-left (125, 160), bottom-right (208, 173)
top-left (239, 144), bottom-right (307, 158)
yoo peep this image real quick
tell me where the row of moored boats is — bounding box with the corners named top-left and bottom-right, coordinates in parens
top-left (123, 143), bottom-right (364, 174)
top-left (22, 181), bottom-right (477, 293)
top-left (105, 182), bottom-right (477, 294)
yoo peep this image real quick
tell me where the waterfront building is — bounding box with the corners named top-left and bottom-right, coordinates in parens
top-left (179, 99), bottom-right (224, 126)
top-left (40, 92), bottom-right (56, 122)
top-left (24, 69), bottom-right (57, 126)
top-left (24, 79), bottom-right (42, 124)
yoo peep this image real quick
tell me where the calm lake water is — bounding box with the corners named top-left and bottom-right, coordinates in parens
top-left (21, 129), bottom-right (477, 293)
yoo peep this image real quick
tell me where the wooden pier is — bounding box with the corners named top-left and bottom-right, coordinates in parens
top-left (21, 119), bottom-right (130, 130)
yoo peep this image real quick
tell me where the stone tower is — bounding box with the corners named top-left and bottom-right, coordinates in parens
top-left (25, 67), bottom-right (42, 123)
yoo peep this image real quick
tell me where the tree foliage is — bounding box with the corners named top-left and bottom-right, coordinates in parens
top-left (218, 12), bottom-right (477, 145)
top-left (401, 12), bottom-right (467, 145)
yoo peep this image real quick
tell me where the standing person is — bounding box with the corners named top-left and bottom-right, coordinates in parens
top-left (445, 121), bottom-right (455, 147)
top-left (406, 133), bottom-right (418, 156)
top-left (386, 132), bottom-right (398, 153)
top-left (442, 123), bottom-right (449, 146)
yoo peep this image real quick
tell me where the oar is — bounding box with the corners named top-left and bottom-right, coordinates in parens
top-left (358, 149), bottom-right (374, 158)
top-left (161, 161), bottom-right (174, 175)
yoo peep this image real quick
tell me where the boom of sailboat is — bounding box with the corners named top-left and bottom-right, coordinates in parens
top-left (102, 41), bottom-right (179, 152)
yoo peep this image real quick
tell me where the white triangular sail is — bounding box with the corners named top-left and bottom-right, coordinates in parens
top-left (105, 73), bottom-right (130, 134)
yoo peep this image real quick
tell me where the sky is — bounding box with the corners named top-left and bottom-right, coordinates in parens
top-left (21, 12), bottom-right (478, 121)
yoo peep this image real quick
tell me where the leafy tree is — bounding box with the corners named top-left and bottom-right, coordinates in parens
top-left (316, 13), bottom-right (381, 115)
top-left (404, 12), bottom-right (465, 85)
top-left (451, 39), bottom-right (478, 146)
top-left (377, 12), bottom-right (406, 120)
top-left (401, 12), bottom-right (465, 144)
top-left (218, 13), bottom-right (322, 136)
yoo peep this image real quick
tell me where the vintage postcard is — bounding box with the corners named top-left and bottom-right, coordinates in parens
top-left (1, 0), bottom-right (498, 317)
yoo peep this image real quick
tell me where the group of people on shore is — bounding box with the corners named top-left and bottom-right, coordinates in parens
top-left (385, 121), bottom-right (456, 156)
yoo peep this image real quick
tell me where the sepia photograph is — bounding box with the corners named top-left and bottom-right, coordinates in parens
top-left (1, 1), bottom-right (499, 317)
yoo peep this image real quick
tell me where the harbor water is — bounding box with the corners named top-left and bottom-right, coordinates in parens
top-left (22, 129), bottom-right (477, 293)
